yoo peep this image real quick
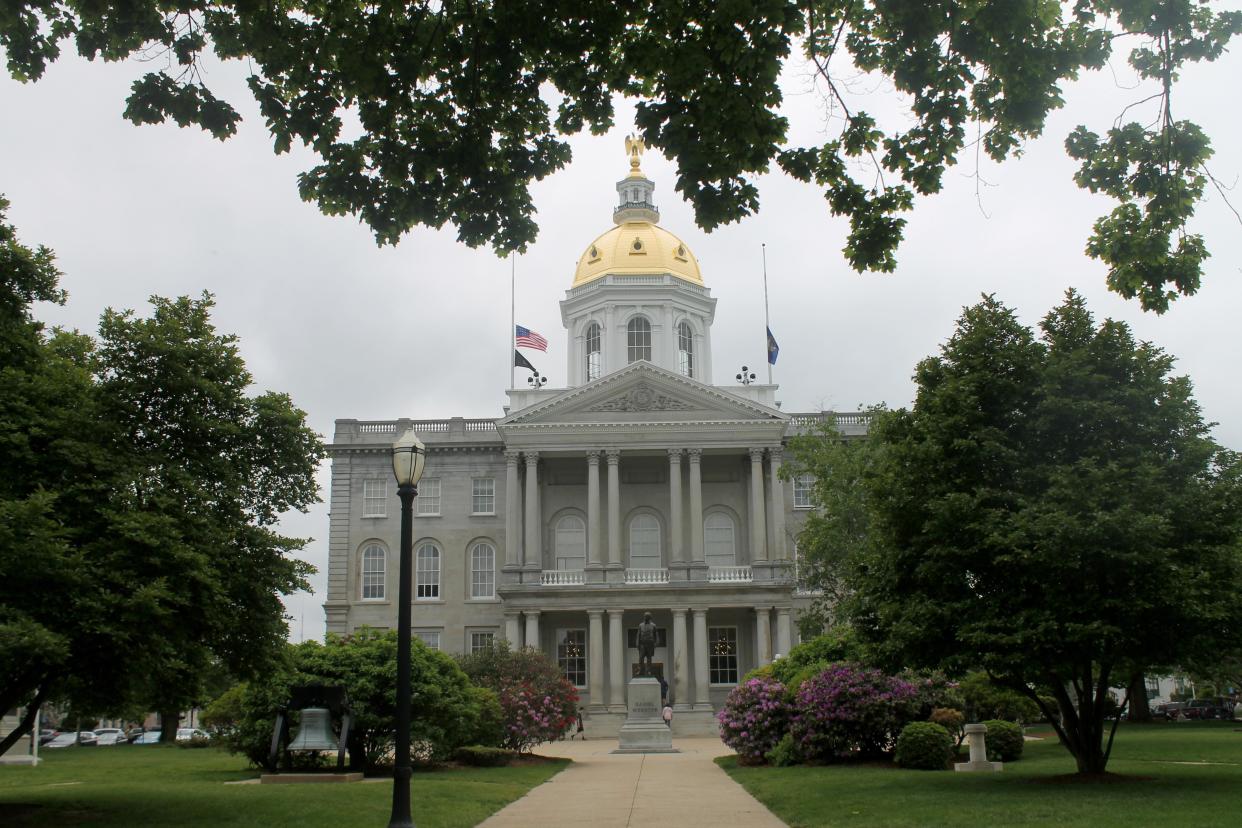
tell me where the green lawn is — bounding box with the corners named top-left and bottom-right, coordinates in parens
top-left (720, 722), bottom-right (1242, 827)
top-left (0, 744), bottom-right (566, 827)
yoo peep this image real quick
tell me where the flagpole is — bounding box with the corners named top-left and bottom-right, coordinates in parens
top-left (509, 253), bottom-right (516, 390)
top-left (762, 243), bottom-right (772, 385)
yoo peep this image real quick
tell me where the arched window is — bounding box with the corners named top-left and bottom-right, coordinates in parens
top-left (555, 515), bottom-right (586, 570)
top-left (627, 316), bottom-right (652, 363)
top-left (628, 514), bottom-right (661, 569)
top-left (585, 322), bottom-right (601, 381)
top-left (470, 542), bottom-right (495, 599)
top-left (704, 514), bottom-right (736, 567)
top-left (416, 542), bottom-right (440, 599)
top-left (360, 544), bottom-right (386, 599)
top-left (677, 321), bottom-right (694, 378)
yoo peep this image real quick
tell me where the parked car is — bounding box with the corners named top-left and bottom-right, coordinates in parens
top-left (45, 731), bottom-right (98, 748)
top-left (131, 731), bottom-right (162, 744)
top-left (38, 729), bottom-right (59, 746)
top-left (93, 728), bottom-right (127, 745)
top-left (1186, 698), bottom-right (1235, 720)
top-left (176, 728), bottom-right (209, 742)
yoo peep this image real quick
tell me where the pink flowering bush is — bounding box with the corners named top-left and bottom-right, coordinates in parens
top-left (457, 642), bottom-right (578, 752)
top-left (791, 663), bottom-right (918, 761)
top-left (717, 677), bottom-right (792, 763)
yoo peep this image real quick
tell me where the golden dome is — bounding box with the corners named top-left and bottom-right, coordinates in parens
top-left (572, 221), bottom-right (703, 288)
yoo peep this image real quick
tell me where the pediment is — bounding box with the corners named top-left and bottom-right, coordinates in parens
top-left (500, 362), bottom-right (785, 428)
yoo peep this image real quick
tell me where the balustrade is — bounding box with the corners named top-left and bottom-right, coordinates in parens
top-left (708, 566), bottom-right (753, 583)
top-left (540, 570), bottom-right (586, 586)
top-left (624, 568), bottom-right (670, 584)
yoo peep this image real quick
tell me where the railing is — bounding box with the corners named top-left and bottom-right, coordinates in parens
top-left (357, 422), bottom-right (398, 434)
top-left (625, 568), bottom-right (670, 584)
top-left (788, 412), bottom-right (873, 428)
top-left (708, 566), bottom-right (753, 583)
top-left (540, 570), bottom-right (585, 586)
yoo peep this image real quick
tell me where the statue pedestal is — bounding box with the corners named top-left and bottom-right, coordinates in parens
top-left (612, 677), bottom-right (678, 754)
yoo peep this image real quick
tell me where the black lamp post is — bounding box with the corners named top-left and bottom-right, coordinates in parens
top-left (389, 429), bottom-right (426, 828)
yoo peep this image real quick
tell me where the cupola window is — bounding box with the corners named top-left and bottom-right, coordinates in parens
top-left (677, 321), bottom-right (694, 378)
top-left (585, 322), bottom-right (601, 381)
top-left (631, 238), bottom-right (643, 252)
top-left (627, 316), bottom-right (652, 363)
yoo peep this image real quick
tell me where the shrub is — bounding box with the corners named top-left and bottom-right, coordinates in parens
top-left (225, 628), bottom-right (491, 773)
top-left (202, 683), bottom-right (246, 738)
top-left (717, 677), bottom-right (792, 763)
top-left (983, 719), bottom-right (1024, 762)
top-left (765, 732), bottom-right (802, 767)
top-left (746, 627), bottom-right (865, 685)
top-left (894, 721), bottom-right (953, 770)
top-left (959, 672), bottom-right (1042, 723)
top-left (928, 707), bottom-right (965, 746)
top-left (902, 670), bottom-right (964, 719)
top-left (457, 642), bottom-right (578, 752)
top-left (453, 745), bottom-right (518, 767)
top-left (790, 663), bottom-right (918, 762)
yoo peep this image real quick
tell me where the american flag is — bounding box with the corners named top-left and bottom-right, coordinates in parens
top-left (515, 324), bottom-right (548, 352)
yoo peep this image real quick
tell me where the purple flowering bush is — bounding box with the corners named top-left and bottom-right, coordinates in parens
top-left (717, 677), bottom-right (792, 763)
top-left (497, 680), bottom-right (578, 752)
top-left (791, 663), bottom-right (918, 761)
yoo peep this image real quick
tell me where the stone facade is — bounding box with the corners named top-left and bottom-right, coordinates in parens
top-left (323, 150), bottom-right (869, 735)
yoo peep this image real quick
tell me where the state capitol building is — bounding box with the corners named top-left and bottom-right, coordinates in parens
top-left (322, 144), bottom-right (866, 734)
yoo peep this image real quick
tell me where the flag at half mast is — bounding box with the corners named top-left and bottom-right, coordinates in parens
top-left (514, 350), bottom-right (536, 372)
top-left (515, 325), bottom-right (548, 351)
top-left (766, 327), bottom-right (780, 365)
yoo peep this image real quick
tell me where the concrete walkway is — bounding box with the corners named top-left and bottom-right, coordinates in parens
top-left (478, 738), bottom-right (785, 828)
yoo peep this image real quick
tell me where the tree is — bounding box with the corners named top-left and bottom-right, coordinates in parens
top-left (812, 291), bottom-right (1242, 774)
top-left (3, 3), bottom-right (1238, 310)
top-left (0, 198), bottom-right (325, 754)
top-left (227, 630), bottom-right (500, 772)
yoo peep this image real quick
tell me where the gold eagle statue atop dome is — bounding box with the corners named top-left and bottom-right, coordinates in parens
top-left (625, 133), bottom-right (645, 174)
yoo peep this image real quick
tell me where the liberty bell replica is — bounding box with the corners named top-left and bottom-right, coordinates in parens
top-left (268, 684), bottom-right (353, 772)
top-left (287, 707), bottom-right (339, 752)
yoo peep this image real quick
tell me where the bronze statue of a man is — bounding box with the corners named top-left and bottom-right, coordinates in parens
top-left (636, 612), bottom-right (657, 677)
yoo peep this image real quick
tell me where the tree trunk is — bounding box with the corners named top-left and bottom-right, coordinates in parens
top-left (0, 686), bottom-right (49, 756)
top-left (1127, 673), bottom-right (1152, 722)
top-left (159, 709), bottom-right (181, 743)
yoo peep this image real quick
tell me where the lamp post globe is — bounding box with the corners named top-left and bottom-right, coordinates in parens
top-left (389, 428), bottom-right (425, 828)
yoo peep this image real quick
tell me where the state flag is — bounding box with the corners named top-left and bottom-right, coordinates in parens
top-left (766, 327), bottom-right (780, 365)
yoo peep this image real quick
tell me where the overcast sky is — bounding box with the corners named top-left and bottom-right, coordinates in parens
top-left (3, 31), bottom-right (1239, 643)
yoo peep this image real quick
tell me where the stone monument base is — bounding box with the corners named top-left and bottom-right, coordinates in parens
top-left (259, 772), bottom-right (364, 784)
top-left (612, 676), bottom-right (678, 754)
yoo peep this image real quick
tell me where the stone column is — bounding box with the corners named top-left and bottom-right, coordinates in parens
top-left (524, 611), bottom-right (541, 653)
top-left (755, 607), bottom-right (773, 667)
top-left (608, 609), bottom-right (626, 711)
top-left (687, 449), bottom-right (704, 566)
top-left (775, 607), bottom-right (793, 659)
top-left (503, 612), bottom-right (522, 647)
top-left (504, 450), bottom-right (522, 567)
top-left (768, 448), bottom-right (787, 561)
top-left (606, 449), bottom-right (622, 571)
top-left (588, 610), bottom-right (605, 710)
top-left (672, 608), bottom-right (689, 709)
top-left (668, 449), bottom-right (684, 565)
top-left (692, 608), bottom-right (711, 709)
top-left (749, 448), bottom-right (768, 562)
top-left (586, 451), bottom-right (602, 569)
top-left (523, 452), bottom-right (541, 570)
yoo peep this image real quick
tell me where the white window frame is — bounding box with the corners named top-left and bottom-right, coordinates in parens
top-left (416, 542), bottom-right (441, 600)
top-left (417, 477), bottom-right (441, 516)
top-left (628, 513), bottom-right (661, 569)
top-left (555, 515), bottom-right (587, 571)
top-left (471, 478), bottom-right (496, 515)
top-left (793, 474), bottom-right (815, 509)
top-left (470, 542), bottom-right (496, 599)
top-left (627, 316), bottom-right (652, 363)
top-left (704, 513), bottom-right (736, 567)
top-left (360, 544), bottom-right (386, 600)
top-left (363, 479), bottom-right (387, 517)
top-left (557, 628), bottom-right (588, 688)
top-left (415, 630), bottom-right (441, 650)
top-left (470, 631), bottom-right (496, 654)
top-left (585, 322), bottom-right (602, 381)
top-left (677, 320), bottom-right (694, 378)
top-left (709, 626), bottom-right (739, 685)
